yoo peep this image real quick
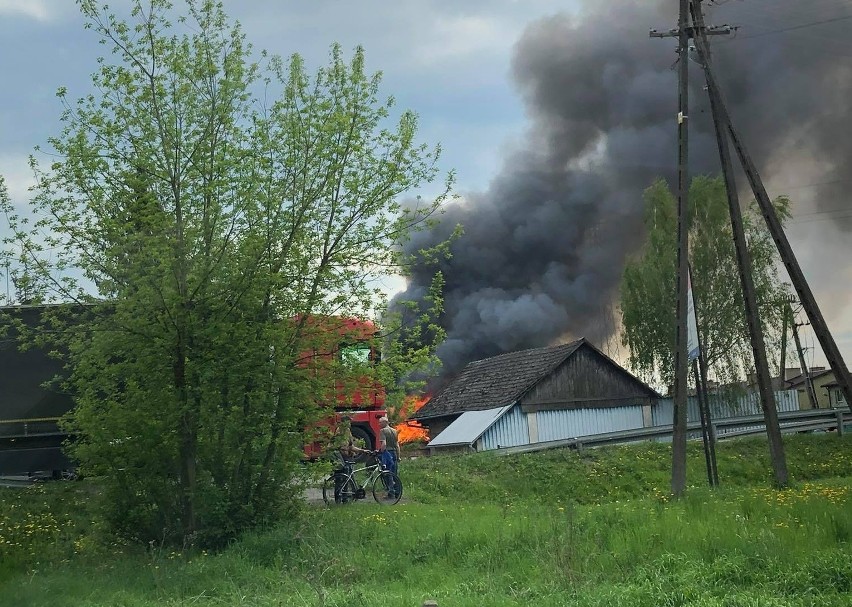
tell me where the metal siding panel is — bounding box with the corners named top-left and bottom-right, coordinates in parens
top-left (653, 390), bottom-right (801, 430)
top-left (464, 391), bottom-right (802, 451)
top-left (536, 406), bottom-right (644, 441)
top-left (652, 399), bottom-right (673, 427)
top-left (428, 405), bottom-right (513, 447)
top-left (481, 405), bottom-right (529, 450)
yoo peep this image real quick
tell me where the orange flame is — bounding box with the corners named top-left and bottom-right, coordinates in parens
top-left (395, 394), bottom-right (430, 444)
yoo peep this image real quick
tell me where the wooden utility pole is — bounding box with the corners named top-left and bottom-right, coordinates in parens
top-left (780, 302), bottom-right (789, 383)
top-left (698, 350), bottom-right (719, 486)
top-left (693, 359), bottom-right (717, 486)
top-left (688, 1), bottom-right (852, 414)
top-left (651, 2), bottom-right (731, 496)
top-left (671, 0), bottom-right (690, 497)
top-left (791, 309), bottom-right (819, 409)
top-left (689, 262), bottom-right (719, 487)
top-left (690, 0), bottom-right (788, 487)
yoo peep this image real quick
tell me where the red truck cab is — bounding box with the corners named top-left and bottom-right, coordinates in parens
top-left (299, 316), bottom-right (388, 460)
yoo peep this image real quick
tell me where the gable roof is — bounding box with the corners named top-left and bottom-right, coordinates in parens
top-left (785, 368), bottom-right (834, 388)
top-left (413, 340), bottom-right (584, 421)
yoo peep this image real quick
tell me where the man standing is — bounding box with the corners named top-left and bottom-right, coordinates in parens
top-left (378, 416), bottom-right (400, 498)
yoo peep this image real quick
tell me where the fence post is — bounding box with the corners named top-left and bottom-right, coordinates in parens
top-left (836, 410), bottom-right (844, 437)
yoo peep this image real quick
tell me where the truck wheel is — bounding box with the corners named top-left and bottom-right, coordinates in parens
top-left (350, 426), bottom-right (373, 462)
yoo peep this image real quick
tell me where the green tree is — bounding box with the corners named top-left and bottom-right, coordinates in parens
top-left (621, 176), bottom-right (791, 391)
top-left (1, 0), bottom-right (450, 546)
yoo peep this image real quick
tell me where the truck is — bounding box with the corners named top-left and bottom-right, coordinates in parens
top-left (0, 304), bottom-right (388, 476)
top-left (298, 315), bottom-right (389, 460)
top-left (0, 305), bottom-right (77, 477)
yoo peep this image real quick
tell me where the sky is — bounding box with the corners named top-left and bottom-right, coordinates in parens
top-left (1, 0), bottom-right (850, 378)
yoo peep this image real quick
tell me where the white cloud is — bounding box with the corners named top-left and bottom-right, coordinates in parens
top-left (413, 14), bottom-right (514, 66)
top-left (0, 154), bottom-right (35, 208)
top-left (0, 0), bottom-right (54, 21)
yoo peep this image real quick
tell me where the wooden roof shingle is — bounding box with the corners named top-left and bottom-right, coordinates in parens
top-left (412, 339), bottom-right (584, 420)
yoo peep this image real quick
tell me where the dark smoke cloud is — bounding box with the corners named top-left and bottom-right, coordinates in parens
top-left (395, 0), bottom-right (852, 383)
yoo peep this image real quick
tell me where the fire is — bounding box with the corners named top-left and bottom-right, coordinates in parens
top-left (394, 394), bottom-right (430, 444)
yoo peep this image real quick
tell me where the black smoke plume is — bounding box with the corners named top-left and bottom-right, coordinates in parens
top-left (395, 0), bottom-right (852, 385)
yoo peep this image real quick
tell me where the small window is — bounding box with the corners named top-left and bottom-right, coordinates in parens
top-left (340, 343), bottom-right (372, 367)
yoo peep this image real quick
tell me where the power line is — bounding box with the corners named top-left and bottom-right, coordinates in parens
top-left (714, 0), bottom-right (852, 33)
top-left (787, 213), bottom-right (852, 226)
top-left (790, 206), bottom-right (852, 219)
top-left (710, 3), bottom-right (852, 57)
top-left (730, 13), bottom-right (852, 40)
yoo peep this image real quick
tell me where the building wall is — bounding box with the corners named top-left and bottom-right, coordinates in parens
top-left (827, 386), bottom-right (847, 408)
top-left (477, 404), bottom-right (646, 451)
top-left (653, 389), bottom-right (800, 428)
top-left (480, 405), bottom-right (529, 450)
top-left (420, 416), bottom-right (456, 440)
top-left (535, 405), bottom-right (645, 442)
top-left (795, 373), bottom-right (836, 410)
top-left (520, 346), bottom-right (655, 410)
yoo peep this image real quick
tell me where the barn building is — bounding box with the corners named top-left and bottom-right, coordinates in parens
top-left (412, 338), bottom-right (662, 452)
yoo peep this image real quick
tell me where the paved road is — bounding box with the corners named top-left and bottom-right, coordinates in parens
top-left (0, 475), bottom-right (39, 488)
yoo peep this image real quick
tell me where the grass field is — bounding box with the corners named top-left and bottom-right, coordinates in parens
top-left (2, 434), bottom-right (851, 606)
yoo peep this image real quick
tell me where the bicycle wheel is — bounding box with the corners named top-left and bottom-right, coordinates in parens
top-left (323, 473), bottom-right (357, 506)
top-left (372, 471), bottom-right (402, 505)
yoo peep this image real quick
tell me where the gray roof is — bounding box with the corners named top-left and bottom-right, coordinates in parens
top-left (785, 368), bottom-right (834, 388)
top-left (413, 339), bottom-right (584, 420)
top-left (426, 405), bottom-right (513, 447)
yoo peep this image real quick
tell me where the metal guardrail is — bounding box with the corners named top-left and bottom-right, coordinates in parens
top-left (0, 417), bottom-right (62, 438)
top-left (495, 408), bottom-right (850, 456)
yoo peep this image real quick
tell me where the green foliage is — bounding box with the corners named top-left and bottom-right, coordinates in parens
top-left (2, 434), bottom-right (852, 605)
top-left (621, 176), bottom-right (792, 389)
top-left (1, 0), bottom-right (451, 547)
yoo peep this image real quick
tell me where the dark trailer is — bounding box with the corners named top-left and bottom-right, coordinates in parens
top-left (0, 305), bottom-right (76, 477)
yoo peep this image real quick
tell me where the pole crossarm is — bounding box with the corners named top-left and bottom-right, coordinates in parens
top-left (649, 25), bottom-right (735, 38)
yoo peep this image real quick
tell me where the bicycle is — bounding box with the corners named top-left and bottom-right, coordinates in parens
top-left (322, 452), bottom-right (403, 506)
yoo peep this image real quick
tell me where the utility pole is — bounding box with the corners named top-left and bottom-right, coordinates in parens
top-left (689, 262), bottom-right (719, 487)
top-left (692, 0), bottom-right (789, 487)
top-left (687, 1), bottom-right (852, 414)
top-left (779, 301), bottom-right (789, 384)
top-left (698, 348), bottom-right (719, 486)
top-left (651, 0), bottom-right (691, 497)
top-left (791, 308), bottom-right (819, 409)
top-left (650, 1), bottom-right (730, 497)
top-left (692, 358), bottom-right (719, 486)
top-left (690, 0), bottom-right (788, 487)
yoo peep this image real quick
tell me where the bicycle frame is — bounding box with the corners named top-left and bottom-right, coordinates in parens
top-left (349, 461), bottom-right (383, 491)
top-left (322, 454), bottom-right (402, 505)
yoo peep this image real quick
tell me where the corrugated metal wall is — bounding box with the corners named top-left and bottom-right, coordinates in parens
top-left (479, 404), bottom-right (646, 450)
top-left (536, 406), bottom-right (645, 442)
top-left (475, 390), bottom-right (801, 452)
top-left (480, 405), bottom-right (529, 450)
top-left (653, 390), bottom-right (800, 428)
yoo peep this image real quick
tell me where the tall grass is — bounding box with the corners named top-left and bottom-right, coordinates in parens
top-left (2, 434), bottom-right (851, 606)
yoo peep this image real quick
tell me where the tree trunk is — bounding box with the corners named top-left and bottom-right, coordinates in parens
top-left (174, 336), bottom-right (197, 545)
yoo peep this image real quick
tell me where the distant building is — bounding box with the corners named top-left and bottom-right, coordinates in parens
top-left (823, 381), bottom-right (848, 409)
top-left (785, 368), bottom-right (837, 409)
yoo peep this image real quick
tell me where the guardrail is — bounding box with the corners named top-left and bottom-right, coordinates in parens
top-left (495, 408), bottom-right (850, 457)
top-left (0, 417), bottom-right (63, 439)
